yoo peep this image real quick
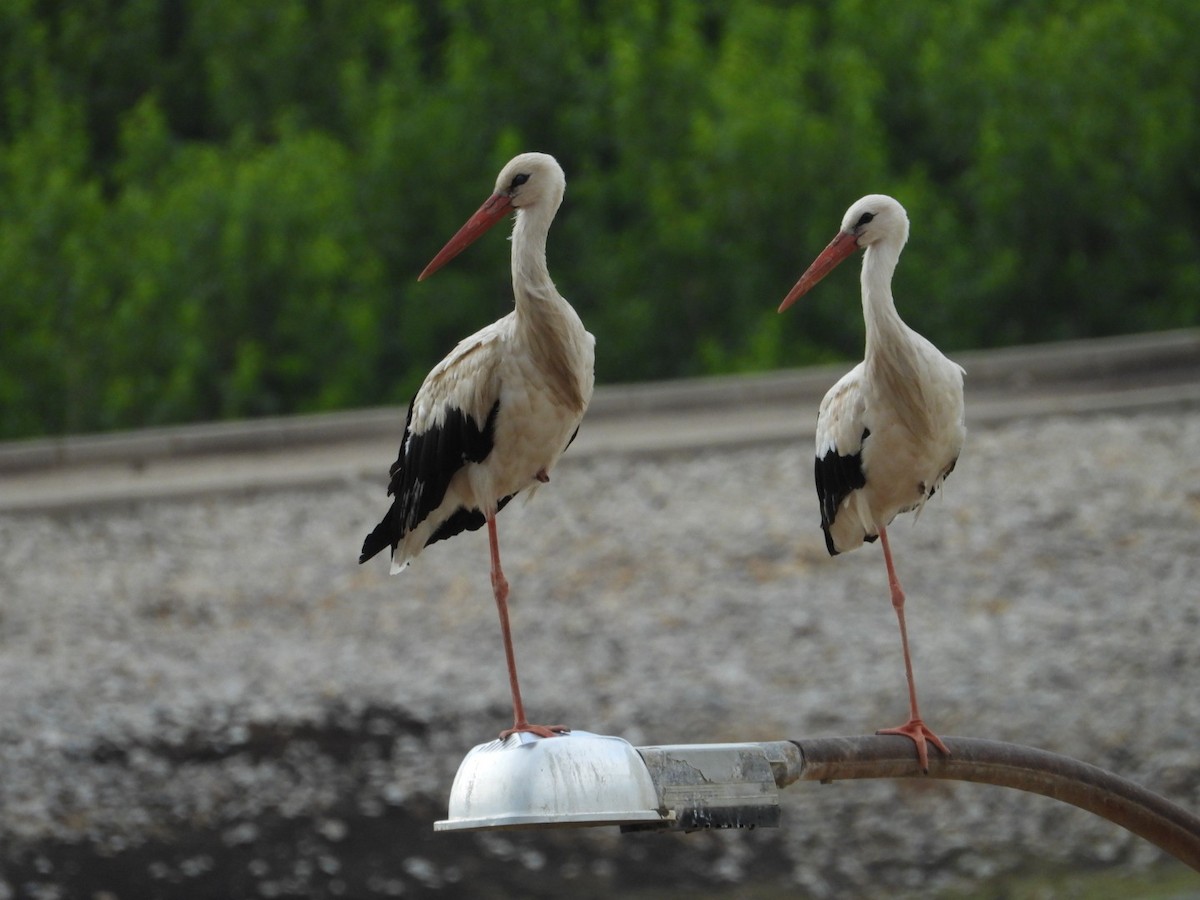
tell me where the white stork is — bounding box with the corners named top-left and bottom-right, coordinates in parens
top-left (778, 194), bottom-right (965, 771)
top-left (360, 152), bottom-right (595, 740)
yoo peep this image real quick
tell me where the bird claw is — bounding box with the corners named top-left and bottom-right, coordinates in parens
top-left (876, 717), bottom-right (949, 773)
top-left (500, 722), bottom-right (570, 740)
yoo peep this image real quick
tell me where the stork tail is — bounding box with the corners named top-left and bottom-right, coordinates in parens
top-left (359, 503), bottom-right (400, 565)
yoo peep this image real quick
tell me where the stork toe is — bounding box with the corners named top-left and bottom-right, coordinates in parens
top-left (877, 717), bottom-right (950, 773)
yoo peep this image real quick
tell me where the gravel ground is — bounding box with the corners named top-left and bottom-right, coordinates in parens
top-left (0, 409), bottom-right (1198, 897)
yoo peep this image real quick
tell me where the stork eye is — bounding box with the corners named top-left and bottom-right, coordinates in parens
top-left (854, 211), bottom-right (876, 228)
top-left (509, 173), bottom-right (530, 191)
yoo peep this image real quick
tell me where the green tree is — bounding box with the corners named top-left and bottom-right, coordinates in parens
top-left (1, 0), bottom-right (1197, 440)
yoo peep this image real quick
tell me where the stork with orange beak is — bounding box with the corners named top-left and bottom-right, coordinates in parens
top-left (361, 152), bottom-right (595, 740)
top-left (779, 195), bottom-right (966, 771)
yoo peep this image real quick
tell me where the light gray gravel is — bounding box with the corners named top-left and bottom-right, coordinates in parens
top-left (0, 409), bottom-right (1198, 897)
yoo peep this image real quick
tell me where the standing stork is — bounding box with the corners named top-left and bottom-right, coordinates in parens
top-left (360, 152), bottom-right (595, 740)
top-left (778, 195), bottom-right (965, 771)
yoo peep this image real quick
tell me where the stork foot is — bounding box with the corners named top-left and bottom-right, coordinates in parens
top-left (876, 717), bottom-right (949, 773)
top-left (500, 721), bottom-right (570, 740)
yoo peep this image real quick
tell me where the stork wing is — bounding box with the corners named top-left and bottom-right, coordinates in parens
top-left (813, 364), bottom-right (868, 553)
top-left (391, 320), bottom-right (508, 529)
top-left (358, 320), bottom-right (509, 565)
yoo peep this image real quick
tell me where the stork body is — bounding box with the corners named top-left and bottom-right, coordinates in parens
top-left (779, 195), bottom-right (965, 771)
top-left (360, 152), bottom-right (594, 739)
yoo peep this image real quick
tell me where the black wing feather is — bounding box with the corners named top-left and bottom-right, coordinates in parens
top-left (814, 426), bottom-right (869, 557)
top-left (359, 398), bottom-right (501, 564)
top-left (427, 493), bottom-right (514, 546)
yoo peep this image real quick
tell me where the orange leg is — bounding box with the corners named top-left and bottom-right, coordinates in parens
top-left (487, 515), bottom-right (567, 740)
top-left (874, 526), bottom-right (948, 772)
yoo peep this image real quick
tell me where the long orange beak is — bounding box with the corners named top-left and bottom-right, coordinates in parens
top-left (418, 192), bottom-right (515, 281)
top-left (777, 229), bottom-right (860, 312)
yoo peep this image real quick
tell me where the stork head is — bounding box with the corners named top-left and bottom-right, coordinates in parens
top-left (838, 194), bottom-right (909, 251)
top-left (493, 152), bottom-right (566, 213)
top-left (419, 152), bottom-right (566, 281)
top-left (778, 194), bottom-right (909, 312)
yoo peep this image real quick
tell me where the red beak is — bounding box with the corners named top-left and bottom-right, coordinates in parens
top-left (777, 229), bottom-right (860, 312)
top-left (418, 193), bottom-right (515, 281)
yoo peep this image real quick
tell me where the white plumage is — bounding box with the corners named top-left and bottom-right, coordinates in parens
top-left (361, 152), bottom-right (594, 739)
top-left (779, 194), bottom-right (965, 771)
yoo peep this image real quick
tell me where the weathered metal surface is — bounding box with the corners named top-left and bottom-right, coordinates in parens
top-left (435, 736), bottom-right (796, 833)
top-left (435, 730), bottom-right (1200, 870)
top-left (626, 742), bottom-right (788, 831)
top-left (788, 735), bottom-right (1200, 871)
top-left (433, 730), bottom-right (666, 832)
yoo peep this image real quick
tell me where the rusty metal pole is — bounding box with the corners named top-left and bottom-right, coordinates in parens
top-left (763, 735), bottom-right (1200, 871)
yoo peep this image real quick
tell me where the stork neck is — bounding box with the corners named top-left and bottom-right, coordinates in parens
top-left (506, 201), bottom-right (587, 414)
top-left (860, 239), bottom-right (907, 354)
top-left (510, 205), bottom-right (559, 312)
top-left (859, 234), bottom-right (933, 439)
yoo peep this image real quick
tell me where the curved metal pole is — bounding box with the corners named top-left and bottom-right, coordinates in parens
top-left (764, 735), bottom-right (1200, 871)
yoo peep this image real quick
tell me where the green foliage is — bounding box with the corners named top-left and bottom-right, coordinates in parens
top-left (1, 0), bottom-right (1197, 439)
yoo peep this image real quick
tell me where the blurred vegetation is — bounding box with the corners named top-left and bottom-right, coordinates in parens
top-left (1, 0), bottom-right (1198, 439)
